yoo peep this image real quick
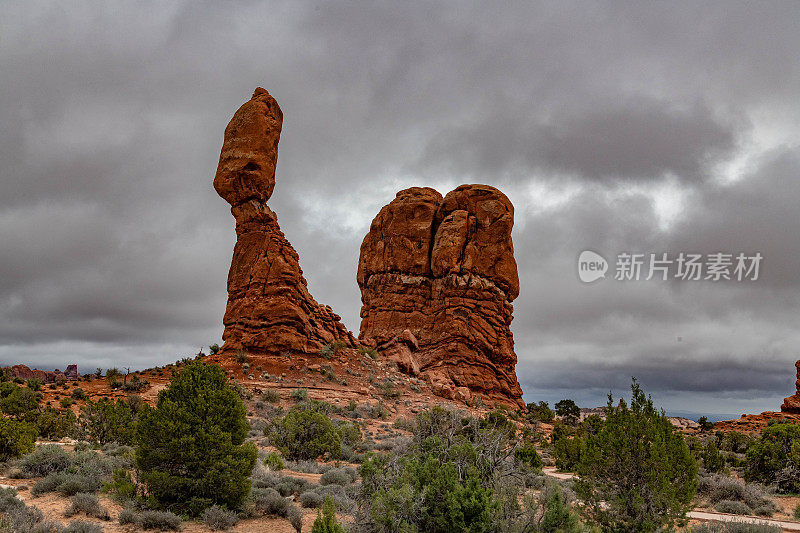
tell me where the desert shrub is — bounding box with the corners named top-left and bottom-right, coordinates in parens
top-left (0, 486), bottom-right (25, 513)
top-left (320, 468), bottom-right (350, 486)
top-left (287, 505), bottom-right (303, 533)
top-left (17, 444), bottom-right (71, 477)
top-left (122, 376), bottom-right (149, 392)
top-left (753, 503), bottom-right (776, 517)
top-left (697, 416), bottom-right (715, 431)
top-left (0, 382), bottom-right (18, 399)
top-left (300, 490), bottom-right (324, 508)
top-left (513, 481), bottom-right (584, 533)
top-left (290, 388), bottom-right (308, 402)
top-left (267, 402), bottom-right (342, 460)
top-left (284, 460), bottom-right (329, 474)
top-left (64, 492), bottom-right (110, 519)
top-left (0, 417), bottom-right (36, 461)
top-left (36, 407), bottom-right (78, 440)
top-left (34, 471), bottom-right (104, 497)
top-left (744, 421), bottom-right (800, 493)
top-left (262, 390), bottom-right (280, 403)
top-left (340, 444), bottom-right (362, 464)
top-left (136, 510), bottom-right (182, 531)
top-left (103, 468), bottom-right (135, 502)
top-left (250, 470), bottom-right (280, 489)
top-left (527, 401), bottom-right (555, 423)
top-left (125, 395), bottom-right (146, 416)
top-left (721, 431), bottom-right (754, 454)
top-left (79, 397), bottom-right (134, 445)
top-left (354, 405), bottom-right (527, 532)
top-left (252, 487), bottom-right (289, 517)
top-left (696, 473), bottom-right (774, 511)
top-left (31, 473), bottom-right (67, 496)
top-left (118, 507), bottom-right (137, 525)
top-left (358, 346), bottom-right (378, 359)
top-left (235, 349), bottom-right (248, 363)
top-left (312, 496), bottom-right (344, 533)
top-left (60, 397), bottom-right (74, 408)
top-left (71, 388), bottom-right (86, 400)
top-left (2, 503), bottom-right (48, 533)
top-left (63, 520), bottom-right (104, 533)
top-left (0, 387), bottom-right (39, 419)
top-left (555, 399), bottom-right (580, 425)
top-left (379, 380), bottom-right (400, 399)
top-left (714, 499), bottom-right (752, 515)
top-left (575, 379), bottom-right (697, 532)
top-left (361, 403), bottom-right (387, 420)
top-left (263, 451), bottom-right (284, 471)
top-left (202, 505), bottom-right (239, 530)
top-left (701, 440), bottom-right (727, 473)
top-left (209, 344), bottom-right (220, 355)
top-left (135, 361), bottom-right (257, 515)
top-left (514, 441), bottom-right (543, 470)
top-left (231, 382), bottom-right (253, 401)
top-left (26, 379), bottom-right (42, 392)
top-left (275, 475), bottom-right (314, 497)
top-left (312, 485), bottom-right (353, 512)
top-left (102, 442), bottom-right (134, 458)
top-left (552, 427), bottom-right (583, 472)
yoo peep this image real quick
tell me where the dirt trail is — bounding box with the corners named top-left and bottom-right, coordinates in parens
top-left (687, 510), bottom-right (800, 531)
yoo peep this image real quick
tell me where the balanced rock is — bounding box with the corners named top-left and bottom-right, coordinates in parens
top-left (214, 88), bottom-right (354, 356)
top-left (781, 360), bottom-right (800, 413)
top-left (358, 184), bottom-right (524, 408)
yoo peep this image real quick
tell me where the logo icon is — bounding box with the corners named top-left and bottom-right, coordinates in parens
top-left (578, 250), bottom-right (608, 283)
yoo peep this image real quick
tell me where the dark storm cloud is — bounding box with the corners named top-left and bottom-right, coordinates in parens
top-left (1, 1), bottom-right (799, 414)
top-left (416, 96), bottom-right (742, 183)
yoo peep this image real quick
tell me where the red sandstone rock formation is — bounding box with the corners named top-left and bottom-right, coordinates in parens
top-left (781, 360), bottom-right (800, 413)
top-left (215, 88), bottom-right (354, 356)
top-left (6, 364), bottom-right (76, 383)
top-left (358, 185), bottom-right (524, 408)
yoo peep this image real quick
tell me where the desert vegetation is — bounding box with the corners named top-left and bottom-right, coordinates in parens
top-left (2, 361), bottom-right (800, 533)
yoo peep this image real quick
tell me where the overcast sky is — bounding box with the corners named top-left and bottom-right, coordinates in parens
top-left (2, 1), bottom-right (799, 417)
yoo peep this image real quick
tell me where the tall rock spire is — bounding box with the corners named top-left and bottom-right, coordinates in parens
top-left (214, 88), bottom-right (354, 357)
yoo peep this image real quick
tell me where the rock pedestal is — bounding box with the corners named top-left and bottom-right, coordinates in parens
top-left (781, 360), bottom-right (800, 413)
top-left (357, 184), bottom-right (524, 408)
top-left (214, 88), bottom-right (354, 356)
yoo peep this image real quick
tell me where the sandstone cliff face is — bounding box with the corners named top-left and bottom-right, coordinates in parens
top-left (215, 88), bottom-right (354, 356)
top-left (358, 185), bottom-right (524, 408)
top-left (781, 360), bottom-right (800, 413)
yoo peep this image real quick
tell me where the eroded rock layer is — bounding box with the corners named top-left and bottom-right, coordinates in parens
top-left (781, 360), bottom-right (800, 413)
top-left (215, 88), bottom-right (354, 356)
top-left (358, 185), bottom-right (524, 408)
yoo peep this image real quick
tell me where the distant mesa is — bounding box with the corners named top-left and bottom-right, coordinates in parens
top-left (5, 364), bottom-right (78, 383)
top-left (214, 88), bottom-right (523, 408)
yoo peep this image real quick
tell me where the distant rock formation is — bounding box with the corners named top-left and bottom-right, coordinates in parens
top-left (214, 88), bottom-right (355, 356)
top-left (358, 185), bottom-right (524, 408)
top-left (781, 360), bottom-right (800, 413)
top-left (6, 364), bottom-right (78, 383)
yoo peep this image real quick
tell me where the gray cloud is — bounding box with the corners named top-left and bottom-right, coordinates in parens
top-left (417, 96), bottom-right (743, 183)
top-left (1, 1), bottom-right (799, 416)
